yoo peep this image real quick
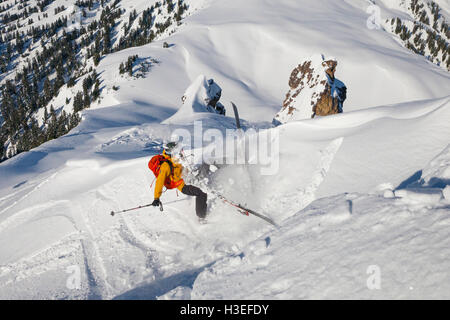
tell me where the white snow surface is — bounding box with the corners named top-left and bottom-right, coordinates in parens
top-left (0, 0), bottom-right (450, 299)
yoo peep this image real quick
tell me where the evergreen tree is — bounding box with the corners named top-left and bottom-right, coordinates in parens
top-left (92, 79), bottom-right (100, 101)
top-left (93, 52), bottom-right (101, 66)
top-left (84, 90), bottom-right (91, 108)
top-left (73, 91), bottom-right (84, 112)
top-left (67, 76), bottom-right (76, 87)
top-left (43, 78), bottom-right (53, 102)
top-left (43, 106), bottom-right (49, 125)
top-left (47, 105), bottom-right (58, 140)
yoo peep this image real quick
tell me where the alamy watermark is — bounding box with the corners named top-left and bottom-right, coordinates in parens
top-left (66, 265), bottom-right (81, 290)
top-left (170, 121), bottom-right (280, 176)
top-left (366, 4), bottom-right (382, 30)
top-left (66, 5), bottom-right (84, 32)
top-left (366, 265), bottom-right (381, 290)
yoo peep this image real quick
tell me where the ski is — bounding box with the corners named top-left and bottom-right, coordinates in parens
top-left (214, 192), bottom-right (278, 227)
top-left (231, 102), bottom-right (241, 129)
top-left (235, 203), bottom-right (279, 227)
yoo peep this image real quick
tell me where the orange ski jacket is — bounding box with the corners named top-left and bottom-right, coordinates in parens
top-left (151, 152), bottom-right (185, 199)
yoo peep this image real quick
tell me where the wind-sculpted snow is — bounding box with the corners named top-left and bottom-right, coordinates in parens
top-left (0, 0), bottom-right (450, 300)
top-left (191, 192), bottom-right (450, 299)
top-left (91, 0), bottom-right (450, 123)
top-left (0, 96), bottom-right (449, 299)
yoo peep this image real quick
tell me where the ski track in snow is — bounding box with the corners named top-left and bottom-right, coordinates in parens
top-left (300, 137), bottom-right (344, 207)
top-left (264, 137), bottom-right (344, 220)
top-left (73, 198), bottom-right (113, 299)
top-left (0, 171), bottom-right (167, 298)
top-left (0, 172), bottom-right (59, 230)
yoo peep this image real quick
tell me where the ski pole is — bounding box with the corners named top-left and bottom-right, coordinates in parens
top-left (110, 201), bottom-right (164, 216)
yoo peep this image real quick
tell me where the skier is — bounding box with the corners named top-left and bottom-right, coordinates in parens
top-left (149, 142), bottom-right (208, 222)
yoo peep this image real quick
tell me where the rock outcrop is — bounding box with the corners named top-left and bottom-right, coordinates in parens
top-left (273, 54), bottom-right (347, 125)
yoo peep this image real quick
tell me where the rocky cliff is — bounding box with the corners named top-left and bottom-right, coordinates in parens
top-left (273, 54), bottom-right (347, 125)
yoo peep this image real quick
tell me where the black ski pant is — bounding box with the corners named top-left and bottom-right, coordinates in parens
top-left (181, 185), bottom-right (207, 218)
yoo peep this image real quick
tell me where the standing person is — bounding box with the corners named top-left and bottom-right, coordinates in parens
top-left (148, 142), bottom-right (208, 222)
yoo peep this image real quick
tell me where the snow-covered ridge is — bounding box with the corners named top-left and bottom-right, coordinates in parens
top-left (2, 0), bottom-right (450, 163)
top-left (0, 0), bottom-right (449, 300)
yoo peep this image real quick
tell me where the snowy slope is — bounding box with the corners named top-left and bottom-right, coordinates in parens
top-left (0, 95), bottom-right (449, 299)
top-left (191, 189), bottom-right (450, 299)
top-left (0, 0), bottom-right (449, 299)
top-left (93, 0), bottom-right (450, 122)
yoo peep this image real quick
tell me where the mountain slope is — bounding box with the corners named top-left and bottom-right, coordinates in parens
top-left (2, 0), bottom-right (450, 163)
top-left (0, 0), bottom-right (449, 299)
top-left (191, 189), bottom-right (450, 299)
top-left (0, 95), bottom-right (449, 299)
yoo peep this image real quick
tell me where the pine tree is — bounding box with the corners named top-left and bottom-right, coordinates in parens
top-left (43, 78), bottom-right (53, 102)
top-left (43, 106), bottom-right (49, 125)
top-left (30, 118), bottom-right (43, 148)
top-left (69, 112), bottom-right (81, 130)
top-left (73, 91), bottom-right (84, 112)
top-left (67, 76), bottom-right (76, 87)
top-left (103, 24), bottom-right (111, 54)
top-left (92, 79), bottom-right (100, 101)
top-left (47, 105), bottom-right (58, 140)
top-left (93, 52), bottom-right (101, 66)
top-left (57, 110), bottom-right (68, 136)
top-left (84, 90), bottom-right (91, 108)
top-left (55, 67), bottom-right (65, 91)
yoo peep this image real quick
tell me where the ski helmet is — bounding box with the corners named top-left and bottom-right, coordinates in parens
top-left (163, 141), bottom-right (178, 156)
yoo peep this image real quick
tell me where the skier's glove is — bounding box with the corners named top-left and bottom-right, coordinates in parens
top-left (151, 198), bottom-right (161, 207)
